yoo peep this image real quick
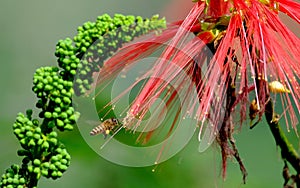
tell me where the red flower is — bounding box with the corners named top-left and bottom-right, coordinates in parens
top-left (96, 0), bottom-right (300, 179)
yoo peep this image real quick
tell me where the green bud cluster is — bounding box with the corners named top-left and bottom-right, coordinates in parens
top-left (13, 112), bottom-right (43, 149)
top-left (0, 165), bottom-right (27, 188)
top-left (1, 13), bottom-right (166, 187)
top-left (11, 112), bottom-right (71, 181)
top-left (32, 66), bottom-right (80, 131)
top-left (55, 14), bottom-right (166, 95)
top-left (1, 66), bottom-right (77, 186)
top-left (27, 146), bottom-right (70, 180)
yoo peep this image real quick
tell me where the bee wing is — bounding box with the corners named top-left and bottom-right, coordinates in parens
top-left (86, 120), bottom-right (102, 126)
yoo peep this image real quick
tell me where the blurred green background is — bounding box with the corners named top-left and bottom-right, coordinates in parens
top-left (0, 0), bottom-right (299, 187)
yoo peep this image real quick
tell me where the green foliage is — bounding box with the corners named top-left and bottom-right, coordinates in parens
top-left (0, 13), bottom-right (166, 188)
top-left (55, 13), bottom-right (166, 95)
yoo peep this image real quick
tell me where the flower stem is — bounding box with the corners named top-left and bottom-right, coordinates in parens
top-left (265, 100), bottom-right (300, 187)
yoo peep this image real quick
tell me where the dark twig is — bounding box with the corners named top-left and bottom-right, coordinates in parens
top-left (217, 78), bottom-right (248, 183)
top-left (265, 100), bottom-right (300, 187)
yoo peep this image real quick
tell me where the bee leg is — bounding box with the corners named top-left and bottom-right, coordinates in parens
top-left (250, 120), bottom-right (259, 129)
top-left (103, 133), bottom-right (108, 139)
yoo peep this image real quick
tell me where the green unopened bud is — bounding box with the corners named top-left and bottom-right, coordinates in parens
top-left (26, 131), bottom-right (33, 137)
top-left (49, 131), bottom-right (57, 138)
top-left (12, 178), bottom-right (19, 185)
top-left (44, 112), bottom-right (52, 119)
top-left (19, 178), bottom-right (25, 184)
top-left (27, 166), bottom-right (33, 173)
top-left (33, 167), bottom-right (40, 174)
top-left (7, 177), bottom-right (13, 184)
top-left (49, 164), bottom-right (56, 171)
top-left (56, 119), bottom-right (64, 127)
top-left (43, 162), bottom-right (50, 169)
top-left (33, 159), bottom-right (41, 166)
top-left (54, 98), bottom-right (61, 104)
top-left (28, 139), bottom-right (36, 146)
top-left (42, 141), bottom-right (49, 149)
top-left (34, 134), bottom-right (41, 140)
top-left (41, 169), bottom-right (48, 176)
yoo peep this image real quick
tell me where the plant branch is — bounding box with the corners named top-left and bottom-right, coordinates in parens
top-left (265, 100), bottom-right (300, 187)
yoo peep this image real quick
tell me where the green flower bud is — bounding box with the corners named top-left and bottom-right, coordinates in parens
top-left (44, 112), bottom-right (52, 119)
top-left (7, 177), bottom-right (13, 184)
top-left (37, 139), bottom-right (43, 145)
top-left (54, 107), bottom-right (61, 113)
top-left (12, 178), bottom-right (19, 185)
top-left (56, 171), bottom-right (63, 177)
top-left (51, 156), bottom-right (58, 162)
top-left (14, 129), bottom-right (21, 135)
top-left (49, 138), bottom-right (57, 145)
top-left (33, 134), bottom-right (41, 140)
top-left (42, 141), bottom-right (49, 149)
top-left (49, 164), bottom-right (56, 171)
top-left (52, 112), bottom-right (59, 118)
top-left (20, 138), bottom-right (27, 146)
top-left (26, 131), bottom-right (33, 137)
top-left (51, 171), bottom-right (58, 178)
top-left (56, 119), bottom-right (64, 127)
top-left (28, 139), bottom-right (36, 146)
top-left (33, 159), bottom-right (41, 166)
top-left (43, 162), bottom-right (50, 169)
top-left (54, 98), bottom-right (61, 104)
top-left (49, 131), bottom-right (57, 138)
top-left (35, 127), bottom-right (41, 133)
top-left (33, 167), bottom-right (40, 174)
top-left (41, 169), bottom-right (48, 176)
top-left (63, 97), bottom-right (71, 104)
top-left (19, 178), bottom-right (25, 184)
top-left (58, 164), bottom-right (68, 171)
top-left (64, 124), bottom-right (73, 131)
top-left (27, 166), bottom-right (33, 173)
top-left (60, 112), bottom-right (68, 119)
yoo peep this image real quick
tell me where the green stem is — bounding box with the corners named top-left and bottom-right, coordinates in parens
top-left (265, 100), bottom-right (300, 187)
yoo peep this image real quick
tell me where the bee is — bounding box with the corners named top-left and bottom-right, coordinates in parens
top-left (90, 118), bottom-right (119, 138)
top-left (249, 99), bottom-right (260, 129)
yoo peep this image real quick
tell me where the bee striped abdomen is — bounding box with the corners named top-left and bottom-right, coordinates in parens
top-left (90, 125), bottom-right (104, 136)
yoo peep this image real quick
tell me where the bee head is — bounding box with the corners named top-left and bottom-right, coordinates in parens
top-left (111, 118), bottom-right (118, 123)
